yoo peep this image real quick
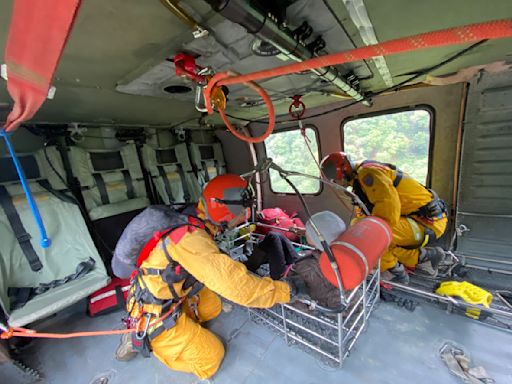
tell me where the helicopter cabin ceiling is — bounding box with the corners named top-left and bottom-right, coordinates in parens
top-left (0, 0), bottom-right (511, 127)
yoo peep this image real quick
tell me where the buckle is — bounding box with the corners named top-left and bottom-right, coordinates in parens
top-left (16, 233), bottom-right (32, 243)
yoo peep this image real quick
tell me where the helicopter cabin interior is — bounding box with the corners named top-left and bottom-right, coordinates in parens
top-left (0, 0), bottom-right (512, 383)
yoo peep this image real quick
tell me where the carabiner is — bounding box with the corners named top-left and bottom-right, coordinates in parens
top-left (135, 313), bottom-right (152, 340)
top-left (195, 85), bottom-right (208, 112)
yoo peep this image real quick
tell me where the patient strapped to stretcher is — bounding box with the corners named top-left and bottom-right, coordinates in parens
top-left (244, 211), bottom-right (347, 308)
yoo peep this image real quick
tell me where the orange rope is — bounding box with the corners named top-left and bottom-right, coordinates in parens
top-left (204, 71), bottom-right (275, 143)
top-left (217, 19), bottom-right (512, 87)
top-left (1, 327), bottom-right (135, 340)
top-left (1, 297), bottom-right (186, 340)
top-left (204, 19), bottom-right (512, 143)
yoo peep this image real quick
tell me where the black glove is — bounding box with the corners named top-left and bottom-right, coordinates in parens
top-left (286, 273), bottom-right (310, 302)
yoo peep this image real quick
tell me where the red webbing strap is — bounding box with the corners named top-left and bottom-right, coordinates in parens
top-left (137, 233), bottom-right (165, 267)
top-left (136, 217), bottom-right (205, 267)
top-left (3, 0), bottom-right (81, 132)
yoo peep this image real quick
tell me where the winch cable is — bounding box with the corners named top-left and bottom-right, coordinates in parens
top-left (272, 164), bottom-right (348, 309)
top-left (288, 96), bottom-right (324, 172)
top-left (299, 124), bottom-right (354, 217)
top-left (203, 19), bottom-right (512, 141)
top-left (220, 39), bottom-right (488, 126)
top-left (287, 94), bottom-right (358, 217)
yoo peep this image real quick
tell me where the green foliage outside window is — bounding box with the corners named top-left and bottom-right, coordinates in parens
top-left (343, 109), bottom-right (431, 183)
top-left (265, 128), bottom-right (320, 193)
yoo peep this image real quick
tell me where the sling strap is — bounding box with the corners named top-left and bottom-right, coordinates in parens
top-left (352, 179), bottom-right (374, 213)
top-left (393, 169), bottom-right (403, 188)
top-left (122, 170), bottom-right (135, 200)
top-left (175, 164), bottom-right (191, 202)
top-left (213, 159), bottom-right (221, 178)
top-left (93, 173), bottom-right (109, 205)
top-left (8, 257), bottom-right (96, 310)
top-left (0, 185), bottom-right (43, 272)
top-left (201, 160), bottom-right (210, 182)
top-left (37, 179), bottom-right (77, 205)
top-left (157, 166), bottom-right (174, 204)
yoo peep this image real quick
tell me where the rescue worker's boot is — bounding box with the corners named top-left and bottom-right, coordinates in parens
top-left (416, 246), bottom-right (446, 277)
top-left (114, 333), bottom-right (138, 361)
top-left (381, 263), bottom-right (410, 284)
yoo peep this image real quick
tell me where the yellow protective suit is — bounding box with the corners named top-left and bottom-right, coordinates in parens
top-left (353, 162), bottom-right (447, 271)
top-left (128, 223), bottom-right (291, 379)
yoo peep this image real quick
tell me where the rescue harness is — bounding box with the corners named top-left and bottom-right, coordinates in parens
top-left (125, 215), bottom-right (208, 357)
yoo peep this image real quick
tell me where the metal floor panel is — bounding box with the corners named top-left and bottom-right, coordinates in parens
top-left (20, 301), bottom-right (512, 384)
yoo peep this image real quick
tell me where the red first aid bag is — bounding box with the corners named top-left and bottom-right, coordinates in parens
top-left (88, 277), bottom-right (130, 317)
top-left (256, 208), bottom-right (304, 242)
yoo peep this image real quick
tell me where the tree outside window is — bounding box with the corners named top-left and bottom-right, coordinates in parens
top-left (343, 109), bottom-right (431, 184)
top-left (265, 127), bottom-right (320, 193)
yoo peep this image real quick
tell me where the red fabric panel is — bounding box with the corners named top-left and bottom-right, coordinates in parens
top-left (3, 0), bottom-right (81, 132)
top-left (168, 225), bottom-right (200, 244)
top-left (136, 224), bottom-right (203, 267)
top-left (136, 234), bottom-right (163, 268)
top-left (257, 208), bottom-right (302, 242)
top-left (88, 278), bottom-right (131, 317)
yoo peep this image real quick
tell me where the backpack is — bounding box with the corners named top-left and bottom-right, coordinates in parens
top-left (112, 205), bottom-right (194, 278)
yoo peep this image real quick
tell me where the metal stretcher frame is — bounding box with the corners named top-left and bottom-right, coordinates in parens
top-left (249, 249), bottom-right (380, 366)
top-left (225, 225), bottom-right (381, 367)
top-left (220, 158), bottom-right (382, 365)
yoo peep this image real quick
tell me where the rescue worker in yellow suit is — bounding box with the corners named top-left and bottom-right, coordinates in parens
top-left (320, 152), bottom-right (448, 284)
top-left (114, 174), bottom-right (306, 380)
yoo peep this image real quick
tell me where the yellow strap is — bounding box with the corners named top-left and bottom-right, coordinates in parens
top-left (465, 308), bottom-right (481, 320)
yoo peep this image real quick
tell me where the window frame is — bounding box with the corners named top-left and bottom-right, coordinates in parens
top-left (264, 124), bottom-right (323, 195)
top-left (340, 105), bottom-right (435, 187)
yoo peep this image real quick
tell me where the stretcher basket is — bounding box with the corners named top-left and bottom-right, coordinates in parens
top-left (224, 224), bottom-right (381, 367)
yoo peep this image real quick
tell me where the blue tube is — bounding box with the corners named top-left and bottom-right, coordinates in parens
top-left (1, 129), bottom-right (52, 248)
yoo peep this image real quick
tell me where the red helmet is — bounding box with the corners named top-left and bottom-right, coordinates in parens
top-left (320, 152), bottom-right (354, 182)
top-left (201, 174), bottom-right (253, 225)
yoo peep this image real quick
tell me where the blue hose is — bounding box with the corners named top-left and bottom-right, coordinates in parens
top-left (1, 129), bottom-right (51, 248)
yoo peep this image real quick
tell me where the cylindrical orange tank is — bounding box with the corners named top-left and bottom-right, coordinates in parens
top-left (318, 216), bottom-right (392, 290)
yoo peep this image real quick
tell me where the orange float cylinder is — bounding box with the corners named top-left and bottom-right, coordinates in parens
top-left (318, 216), bottom-right (392, 290)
